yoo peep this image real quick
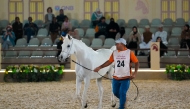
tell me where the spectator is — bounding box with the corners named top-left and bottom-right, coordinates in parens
top-left (147, 37), bottom-right (167, 68)
top-left (50, 17), bottom-right (61, 43)
top-left (61, 17), bottom-right (72, 32)
top-left (57, 37), bottom-right (63, 62)
top-left (2, 25), bottom-right (15, 50)
top-left (24, 17), bottom-right (38, 43)
top-left (91, 8), bottom-right (103, 28)
top-left (95, 17), bottom-right (108, 38)
top-left (139, 25), bottom-right (154, 55)
top-left (180, 24), bottom-right (190, 48)
top-left (45, 7), bottom-right (55, 31)
top-left (107, 18), bottom-right (119, 39)
top-left (115, 27), bottom-right (128, 41)
top-left (128, 26), bottom-right (141, 55)
top-left (12, 17), bottom-right (23, 43)
top-left (68, 29), bottom-right (80, 39)
top-left (56, 9), bottom-right (67, 25)
top-left (153, 24), bottom-right (168, 45)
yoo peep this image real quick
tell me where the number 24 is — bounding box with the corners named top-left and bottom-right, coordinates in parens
top-left (117, 60), bottom-right (125, 67)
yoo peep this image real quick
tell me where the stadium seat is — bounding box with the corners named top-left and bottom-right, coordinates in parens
top-left (85, 28), bottom-right (95, 38)
top-left (151, 18), bottom-right (161, 27)
top-left (44, 51), bottom-right (57, 58)
top-left (11, 20), bottom-right (15, 25)
top-left (15, 38), bottom-right (27, 47)
top-left (34, 20), bottom-right (44, 28)
top-left (127, 19), bottom-right (138, 27)
top-left (80, 19), bottom-right (91, 28)
top-left (165, 49), bottom-right (176, 56)
top-left (90, 38), bottom-right (103, 48)
top-left (98, 35), bottom-right (106, 42)
top-left (103, 38), bottom-right (115, 48)
top-left (82, 38), bottom-right (91, 46)
top-left (139, 19), bottom-right (150, 27)
top-left (138, 28), bottom-right (145, 34)
top-left (0, 20), bottom-right (9, 29)
top-left (4, 51), bottom-right (17, 58)
top-left (163, 27), bottom-right (171, 35)
top-left (171, 27), bottom-right (182, 37)
top-left (37, 28), bottom-right (48, 37)
top-left (18, 51), bottom-right (31, 58)
top-left (125, 28), bottom-right (132, 36)
top-left (70, 19), bottom-right (79, 28)
top-left (163, 18), bottom-right (173, 26)
top-left (75, 28), bottom-right (84, 38)
top-left (106, 19), bottom-right (110, 24)
top-left (150, 28), bottom-right (157, 34)
top-left (177, 49), bottom-right (190, 57)
top-left (41, 38), bottom-right (53, 46)
top-left (23, 20), bottom-right (29, 27)
top-left (175, 18), bottom-right (185, 26)
top-left (31, 51), bottom-right (43, 58)
top-left (53, 37), bottom-right (60, 46)
top-left (168, 38), bottom-right (180, 48)
top-left (117, 19), bottom-right (126, 27)
top-left (28, 38), bottom-right (40, 46)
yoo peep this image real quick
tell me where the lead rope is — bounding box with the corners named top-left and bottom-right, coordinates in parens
top-left (71, 60), bottom-right (139, 100)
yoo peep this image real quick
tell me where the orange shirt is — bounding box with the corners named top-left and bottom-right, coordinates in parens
top-left (109, 48), bottom-right (138, 80)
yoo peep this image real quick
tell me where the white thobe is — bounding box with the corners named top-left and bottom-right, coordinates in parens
top-left (139, 34), bottom-right (154, 49)
top-left (153, 31), bottom-right (168, 45)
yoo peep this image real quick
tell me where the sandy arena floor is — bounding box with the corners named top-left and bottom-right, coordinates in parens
top-left (0, 80), bottom-right (190, 109)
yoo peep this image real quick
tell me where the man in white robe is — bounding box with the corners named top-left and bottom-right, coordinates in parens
top-left (153, 24), bottom-right (168, 45)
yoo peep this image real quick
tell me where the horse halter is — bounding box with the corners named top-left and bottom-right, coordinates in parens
top-left (61, 37), bottom-right (74, 60)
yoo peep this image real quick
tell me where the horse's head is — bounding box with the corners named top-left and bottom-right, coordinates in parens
top-left (58, 35), bottom-right (75, 62)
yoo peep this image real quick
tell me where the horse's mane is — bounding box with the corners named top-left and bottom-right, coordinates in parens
top-left (72, 38), bottom-right (96, 53)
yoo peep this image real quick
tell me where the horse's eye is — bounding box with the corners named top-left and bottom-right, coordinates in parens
top-left (67, 45), bottom-right (70, 48)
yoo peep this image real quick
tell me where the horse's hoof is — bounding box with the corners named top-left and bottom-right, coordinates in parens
top-left (111, 103), bottom-right (116, 108)
top-left (84, 103), bottom-right (88, 108)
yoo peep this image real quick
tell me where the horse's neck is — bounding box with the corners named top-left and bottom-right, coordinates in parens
top-left (73, 39), bottom-right (96, 62)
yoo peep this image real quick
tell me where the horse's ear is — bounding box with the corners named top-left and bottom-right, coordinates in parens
top-left (68, 35), bottom-right (71, 40)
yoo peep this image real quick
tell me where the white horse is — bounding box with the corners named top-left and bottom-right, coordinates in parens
top-left (59, 35), bottom-right (116, 109)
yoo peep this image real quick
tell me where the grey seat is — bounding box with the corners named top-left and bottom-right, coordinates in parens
top-left (37, 28), bottom-right (48, 37)
top-left (15, 38), bottom-right (27, 47)
top-left (31, 51), bottom-right (43, 58)
top-left (85, 28), bottom-right (95, 38)
top-left (4, 51), bottom-right (17, 58)
top-left (150, 28), bottom-right (157, 34)
top-left (18, 51), bottom-right (30, 58)
top-left (151, 18), bottom-right (161, 27)
top-left (127, 19), bottom-right (138, 27)
top-left (41, 38), bottom-right (53, 46)
top-left (90, 38), bottom-right (103, 48)
top-left (139, 19), bottom-right (149, 27)
top-left (163, 18), bottom-right (173, 26)
top-left (28, 38), bottom-right (40, 47)
top-left (125, 28), bottom-right (132, 36)
top-left (70, 19), bottom-right (79, 28)
top-left (138, 28), bottom-right (145, 34)
top-left (75, 28), bottom-right (85, 38)
top-left (80, 19), bottom-right (91, 28)
top-left (44, 51), bottom-right (57, 58)
top-left (82, 38), bottom-right (90, 46)
top-left (175, 18), bottom-right (185, 26)
top-left (177, 49), bottom-right (190, 57)
top-left (103, 38), bottom-right (115, 48)
top-left (117, 19), bottom-right (126, 27)
top-left (171, 27), bottom-right (182, 37)
top-left (168, 38), bottom-right (180, 48)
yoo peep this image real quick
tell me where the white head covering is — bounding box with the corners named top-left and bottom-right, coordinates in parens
top-left (115, 38), bottom-right (127, 45)
top-left (145, 25), bottom-right (150, 28)
top-left (158, 24), bottom-right (163, 28)
top-left (94, 8), bottom-right (103, 19)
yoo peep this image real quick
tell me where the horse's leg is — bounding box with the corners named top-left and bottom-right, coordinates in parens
top-left (96, 78), bottom-right (103, 109)
top-left (107, 68), bottom-right (116, 108)
top-left (76, 76), bottom-right (82, 106)
top-left (82, 77), bottom-right (90, 108)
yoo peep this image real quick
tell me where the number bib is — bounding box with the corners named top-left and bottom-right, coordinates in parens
top-left (113, 49), bottom-right (131, 77)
